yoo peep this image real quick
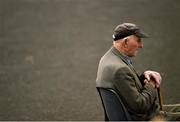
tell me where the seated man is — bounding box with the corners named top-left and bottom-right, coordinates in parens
top-left (96, 23), bottom-right (180, 121)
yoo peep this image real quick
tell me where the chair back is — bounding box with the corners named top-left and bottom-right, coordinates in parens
top-left (97, 87), bottom-right (132, 121)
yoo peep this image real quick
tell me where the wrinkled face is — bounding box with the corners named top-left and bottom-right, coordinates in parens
top-left (125, 35), bottom-right (143, 57)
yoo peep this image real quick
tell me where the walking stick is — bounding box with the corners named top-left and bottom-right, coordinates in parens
top-left (149, 78), bottom-right (163, 111)
top-left (157, 87), bottom-right (163, 111)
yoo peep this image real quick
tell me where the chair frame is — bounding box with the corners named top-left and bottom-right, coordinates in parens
top-left (97, 87), bottom-right (132, 121)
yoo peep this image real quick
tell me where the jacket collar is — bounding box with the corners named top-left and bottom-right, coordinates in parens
top-left (111, 46), bottom-right (141, 81)
top-left (111, 46), bottom-right (132, 65)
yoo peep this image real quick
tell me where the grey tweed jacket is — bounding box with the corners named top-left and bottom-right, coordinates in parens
top-left (96, 46), bottom-right (159, 120)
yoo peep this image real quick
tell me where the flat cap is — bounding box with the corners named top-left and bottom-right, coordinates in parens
top-left (112, 23), bottom-right (149, 41)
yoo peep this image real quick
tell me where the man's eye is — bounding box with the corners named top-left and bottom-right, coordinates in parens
top-left (137, 39), bottom-right (142, 43)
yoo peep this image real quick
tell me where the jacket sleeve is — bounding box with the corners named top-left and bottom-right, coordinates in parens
top-left (113, 66), bottom-right (157, 114)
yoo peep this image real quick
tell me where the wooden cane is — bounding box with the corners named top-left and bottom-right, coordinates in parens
top-left (157, 87), bottom-right (163, 111)
top-left (149, 78), bottom-right (163, 111)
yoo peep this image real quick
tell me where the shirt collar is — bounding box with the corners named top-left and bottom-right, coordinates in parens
top-left (121, 51), bottom-right (133, 65)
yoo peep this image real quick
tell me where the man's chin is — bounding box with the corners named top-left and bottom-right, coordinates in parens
top-left (130, 53), bottom-right (137, 57)
top-left (128, 52), bottom-right (137, 57)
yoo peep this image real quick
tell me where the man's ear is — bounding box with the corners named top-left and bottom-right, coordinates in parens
top-left (123, 37), bottom-right (128, 43)
top-left (123, 37), bottom-right (129, 47)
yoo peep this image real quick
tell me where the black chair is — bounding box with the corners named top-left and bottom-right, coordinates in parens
top-left (97, 87), bottom-right (132, 121)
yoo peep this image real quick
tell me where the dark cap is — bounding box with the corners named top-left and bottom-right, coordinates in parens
top-left (112, 23), bottom-right (149, 41)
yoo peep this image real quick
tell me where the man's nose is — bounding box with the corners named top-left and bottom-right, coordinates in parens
top-left (139, 42), bottom-right (143, 48)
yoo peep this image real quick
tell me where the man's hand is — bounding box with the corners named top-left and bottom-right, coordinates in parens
top-left (144, 79), bottom-right (156, 88)
top-left (143, 70), bottom-right (162, 88)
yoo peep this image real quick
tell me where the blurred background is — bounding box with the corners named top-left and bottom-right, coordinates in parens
top-left (0, 0), bottom-right (180, 120)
